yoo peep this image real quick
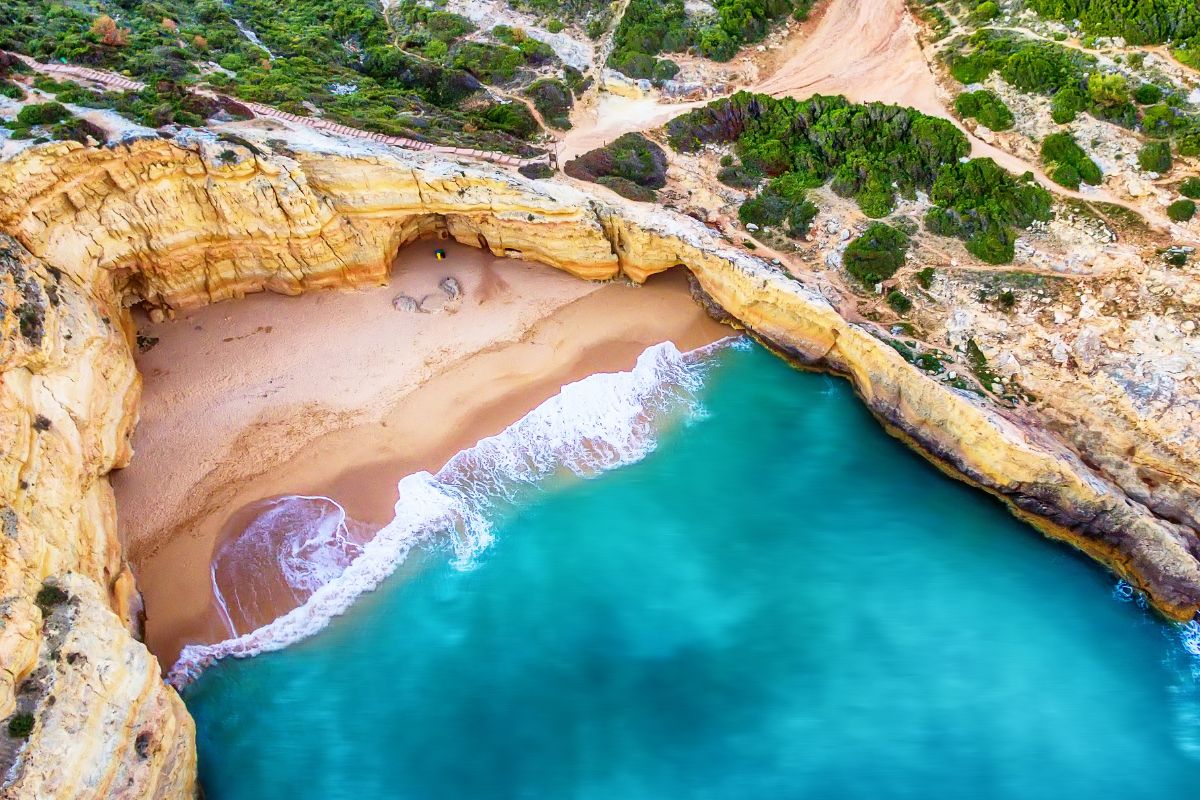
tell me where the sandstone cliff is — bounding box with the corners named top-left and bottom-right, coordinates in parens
top-left (0, 130), bottom-right (1197, 796)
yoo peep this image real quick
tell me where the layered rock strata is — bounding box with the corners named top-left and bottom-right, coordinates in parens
top-left (0, 131), bottom-right (1197, 795)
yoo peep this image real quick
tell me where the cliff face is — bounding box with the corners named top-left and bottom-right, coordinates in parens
top-left (0, 131), bottom-right (1197, 796)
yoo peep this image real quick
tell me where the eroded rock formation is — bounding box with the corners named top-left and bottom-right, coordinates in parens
top-left (0, 131), bottom-right (1197, 796)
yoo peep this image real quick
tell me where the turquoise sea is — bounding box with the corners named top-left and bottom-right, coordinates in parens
top-left (184, 342), bottom-right (1200, 799)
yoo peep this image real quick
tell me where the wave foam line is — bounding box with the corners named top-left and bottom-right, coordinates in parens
top-left (168, 338), bottom-right (740, 688)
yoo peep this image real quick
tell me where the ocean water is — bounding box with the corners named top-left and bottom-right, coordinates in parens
top-left (184, 342), bottom-right (1200, 799)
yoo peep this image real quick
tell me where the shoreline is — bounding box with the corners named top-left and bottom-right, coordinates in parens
top-left (112, 241), bottom-right (728, 668)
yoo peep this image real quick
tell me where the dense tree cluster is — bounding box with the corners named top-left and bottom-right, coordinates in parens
top-left (945, 29), bottom-right (1200, 157)
top-left (563, 133), bottom-right (669, 202)
top-left (668, 92), bottom-right (1051, 262)
top-left (608, 0), bottom-right (814, 80)
top-left (1040, 132), bottom-right (1103, 189)
top-left (1026, 0), bottom-right (1200, 67)
top-left (925, 158), bottom-right (1053, 264)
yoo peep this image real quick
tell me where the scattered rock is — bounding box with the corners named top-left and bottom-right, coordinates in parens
top-left (439, 277), bottom-right (462, 300)
top-left (392, 294), bottom-right (421, 313)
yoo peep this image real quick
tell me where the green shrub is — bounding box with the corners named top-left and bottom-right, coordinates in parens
top-left (7, 713), bottom-right (33, 739)
top-left (524, 79), bottom-right (573, 130)
top-left (1180, 177), bottom-right (1200, 199)
top-left (973, 1), bottom-right (1000, 21)
top-left (844, 223), bottom-right (910, 286)
top-left (596, 175), bottom-right (656, 202)
top-left (1051, 162), bottom-right (1083, 190)
top-left (564, 132), bottom-right (668, 198)
top-left (955, 89), bottom-right (1014, 131)
top-left (926, 158), bottom-right (1052, 264)
top-left (1168, 199), bottom-right (1197, 222)
top-left (35, 584), bottom-right (68, 614)
top-left (16, 102), bottom-right (71, 126)
top-left (1134, 83), bottom-right (1163, 105)
top-left (474, 102), bottom-right (538, 138)
top-left (886, 290), bottom-right (913, 313)
top-left (916, 267), bottom-right (936, 289)
top-left (1050, 86), bottom-right (1086, 123)
top-left (0, 81), bottom-right (24, 100)
top-left (739, 172), bottom-right (819, 237)
top-left (1041, 132), bottom-right (1103, 188)
top-left (669, 92), bottom-right (1045, 263)
top-left (1138, 140), bottom-right (1173, 173)
top-left (1027, 0), bottom-right (1200, 48)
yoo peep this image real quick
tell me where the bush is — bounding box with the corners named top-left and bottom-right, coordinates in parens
top-left (16, 102), bottom-right (72, 126)
top-left (35, 584), bottom-right (68, 613)
top-left (1041, 132), bottom-right (1103, 188)
top-left (738, 172), bottom-right (819, 237)
top-left (955, 89), bottom-right (1014, 131)
top-left (916, 267), bottom-right (935, 288)
top-left (474, 102), bottom-right (538, 138)
top-left (1050, 86), bottom-right (1086, 124)
top-left (1138, 140), bottom-right (1173, 173)
top-left (1134, 83), bottom-right (1163, 105)
top-left (1168, 199), bottom-right (1197, 222)
top-left (973, 1), bottom-right (1000, 21)
top-left (926, 158), bottom-right (1051, 264)
top-left (7, 713), bottom-right (33, 739)
top-left (844, 223), bottom-right (909, 286)
top-left (1180, 177), bottom-right (1200, 199)
top-left (1051, 162), bottom-right (1082, 190)
top-left (564, 132), bottom-right (668, 197)
top-left (524, 79), bottom-right (573, 130)
top-left (596, 176), bottom-right (657, 202)
top-left (668, 92), bottom-right (1045, 263)
top-left (886, 290), bottom-right (913, 313)
top-left (518, 162), bottom-right (554, 179)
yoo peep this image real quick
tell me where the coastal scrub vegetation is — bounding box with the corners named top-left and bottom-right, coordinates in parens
top-left (943, 29), bottom-right (1200, 158)
top-left (563, 133), bottom-right (668, 202)
top-left (1168, 199), bottom-right (1197, 223)
top-left (843, 223), bottom-right (910, 286)
top-left (608, 0), bottom-right (815, 80)
top-left (1040, 132), bottom-right (1103, 189)
top-left (954, 89), bottom-right (1014, 131)
top-left (4, 100), bottom-right (105, 143)
top-left (6, 713), bottom-right (33, 739)
top-left (0, 0), bottom-right (571, 153)
top-left (668, 92), bottom-right (1051, 260)
top-left (1025, 0), bottom-right (1200, 68)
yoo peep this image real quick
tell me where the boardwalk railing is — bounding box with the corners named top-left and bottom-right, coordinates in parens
top-left (8, 53), bottom-right (547, 168)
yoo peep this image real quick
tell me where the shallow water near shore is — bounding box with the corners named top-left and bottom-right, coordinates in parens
top-left (184, 343), bottom-right (1200, 799)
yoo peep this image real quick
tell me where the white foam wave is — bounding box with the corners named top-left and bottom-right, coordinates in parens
top-left (168, 338), bottom-right (740, 688)
top-left (210, 495), bottom-right (365, 637)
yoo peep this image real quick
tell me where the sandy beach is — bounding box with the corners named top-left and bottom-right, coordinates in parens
top-left (111, 240), bottom-right (728, 667)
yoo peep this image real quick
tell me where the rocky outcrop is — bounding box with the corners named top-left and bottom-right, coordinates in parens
top-left (0, 129), bottom-right (1197, 795)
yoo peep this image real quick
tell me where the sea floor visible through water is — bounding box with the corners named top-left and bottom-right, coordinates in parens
top-left (183, 342), bottom-right (1200, 799)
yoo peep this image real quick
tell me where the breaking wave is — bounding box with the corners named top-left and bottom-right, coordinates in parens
top-left (168, 338), bottom-right (740, 688)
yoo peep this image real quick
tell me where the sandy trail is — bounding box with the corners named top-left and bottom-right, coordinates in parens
top-left (114, 241), bottom-right (727, 667)
top-left (753, 0), bottom-right (945, 116)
